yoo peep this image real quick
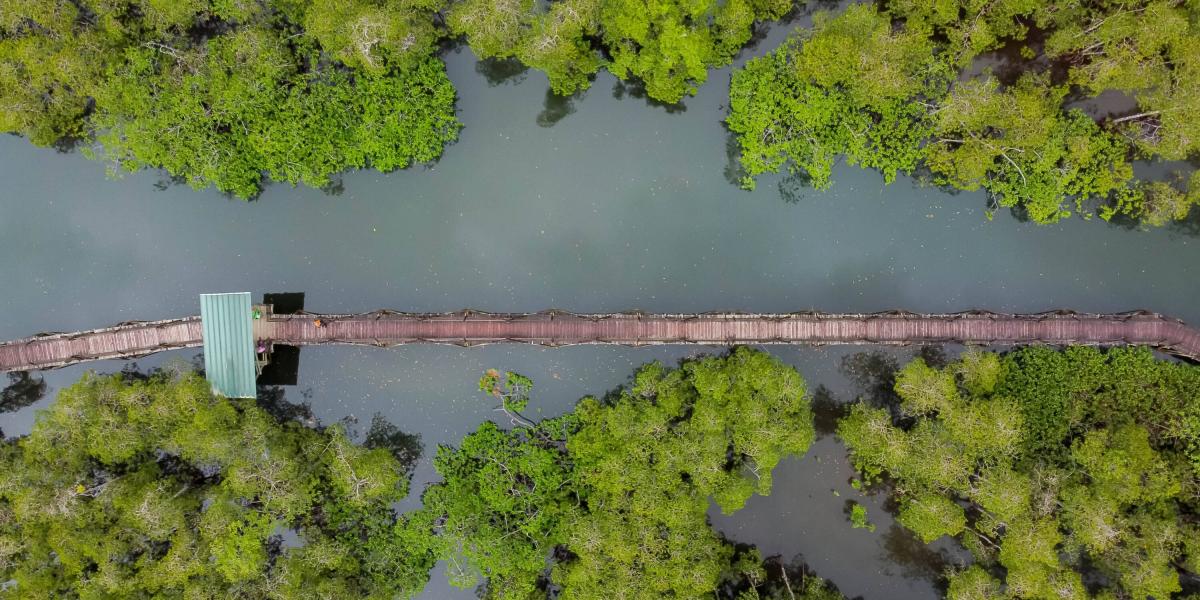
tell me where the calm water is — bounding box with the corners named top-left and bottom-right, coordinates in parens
top-left (1, 11), bottom-right (1198, 599)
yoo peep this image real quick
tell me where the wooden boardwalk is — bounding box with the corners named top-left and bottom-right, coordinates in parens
top-left (2, 310), bottom-right (1198, 372)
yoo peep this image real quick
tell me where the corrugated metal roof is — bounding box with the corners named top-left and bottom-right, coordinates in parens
top-left (199, 293), bottom-right (257, 398)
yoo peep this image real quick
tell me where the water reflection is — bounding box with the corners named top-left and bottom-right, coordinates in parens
top-left (720, 545), bottom-right (863, 600)
top-left (809, 385), bottom-right (845, 438)
top-left (914, 345), bottom-right (948, 368)
top-left (838, 351), bottom-right (899, 407)
top-left (721, 127), bottom-right (749, 187)
top-left (964, 30), bottom-right (1060, 88)
top-left (257, 384), bottom-right (319, 426)
top-left (879, 524), bottom-right (957, 587)
top-left (320, 177), bottom-right (346, 197)
top-left (152, 174), bottom-right (187, 192)
top-left (0, 372), bottom-right (46, 414)
top-left (364, 413), bottom-right (424, 475)
top-left (778, 172), bottom-right (818, 204)
top-left (328, 410), bottom-right (425, 476)
top-left (766, 554), bottom-right (861, 600)
top-left (611, 80), bottom-right (688, 113)
top-left (116, 355), bottom-right (205, 383)
top-left (475, 57), bottom-right (530, 87)
top-left (1168, 203), bottom-right (1200, 237)
top-left (537, 88), bottom-right (584, 128)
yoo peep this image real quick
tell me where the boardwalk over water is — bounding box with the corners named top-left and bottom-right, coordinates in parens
top-left (2, 309), bottom-right (1199, 372)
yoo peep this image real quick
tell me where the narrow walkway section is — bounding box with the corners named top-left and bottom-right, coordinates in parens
top-left (0, 317), bottom-right (204, 372)
top-left (2, 310), bottom-right (1198, 373)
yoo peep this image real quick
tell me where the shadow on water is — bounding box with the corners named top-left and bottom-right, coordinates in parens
top-left (720, 544), bottom-right (863, 600)
top-left (364, 414), bottom-right (423, 473)
top-left (879, 524), bottom-right (955, 586)
top-left (721, 124), bottom-right (749, 188)
top-left (1, 372), bottom-right (47, 414)
top-left (476, 57), bottom-right (530, 87)
top-left (717, 121), bottom-right (829, 204)
top-left (263, 292), bottom-right (306, 314)
top-left (1170, 208), bottom-right (1200, 237)
top-left (257, 385), bottom-right (422, 473)
top-left (259, 345), bottom-right (301, 386)
top-left (762, 553), bottom-right (863, 600)
top-left (732, 22), bottom-right (775, 61)
top-left (810, 384), bottom-right (846, 439)
top-left (778, 171), bottom-right (819, 204)
top-left (914, 345), bottom-right (948, 369)
top-left (320, 177), bottom-right (345, 197)
top-left (611, 79), bottom-right (688, 114)
top-left (725, 0), bottom-right (851, 61)
top-left (152, 174), bottom-right (188, 192)
top-left (117, 354), bottom-right (207, 384)
top-left (257, 384), bottom-right (319, 426)
top-left (537, 88), bottom-right (586, 128)
top-left (48, 130), bottom-right (88, 154)
top-left (837, 347), bottom-right (948, 422)
top-left (838, 350), bottom-right (900, 407)
top-left (331, 412), bottom-right (425, 476)
top-left (1181, 571), bottom-right (1200, 596)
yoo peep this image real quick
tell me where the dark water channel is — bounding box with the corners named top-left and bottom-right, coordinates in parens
top-left (1, 9), bottom-right (1198, 599)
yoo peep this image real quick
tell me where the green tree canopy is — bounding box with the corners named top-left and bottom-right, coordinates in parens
top-left (727, 4), bottom-right (948, 189)
top-left (837, 346), bottom-right (1200, 600)
top-left (447, 0), bottom-right (604, 95)
top-left (419, 347), bottom-right (822, 600)
top-left (1042, 0), bottom-right (1200, 161)
top-left (1, 0), bottom-right (460, 198)
top-left (926, 73), bottom-right (1136, 224)
top-left (727, 1), bottom-right (1200, 227)
top-left (0, 369), bottom-right (435, 598)
top-left (600, 0), bottom-right (790, 103)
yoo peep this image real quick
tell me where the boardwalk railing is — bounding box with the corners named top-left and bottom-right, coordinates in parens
top-left (2, 309), bottom-right (1198, 372)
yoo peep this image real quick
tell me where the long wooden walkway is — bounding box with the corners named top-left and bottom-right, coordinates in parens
top-left (1, 310), bottom-right (1198, 372)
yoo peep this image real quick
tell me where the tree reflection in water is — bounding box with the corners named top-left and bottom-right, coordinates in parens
top-left (0, 371), bottom-right (47, 413)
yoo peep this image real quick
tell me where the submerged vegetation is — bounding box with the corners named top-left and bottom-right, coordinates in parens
top-left (728, 2), bottom-right (1200, 227)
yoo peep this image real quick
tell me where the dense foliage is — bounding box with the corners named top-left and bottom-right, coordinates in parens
top-left (1, 0), bottom-right (796, 176)
top-left (420, 347), bottom-right (825, 599)
top-left (838, 346), bottom-right (1200, 600)
top-left (0, 0), bottom-right (460, 198)
top-left (0, 0), bottom-right (815, 196)
top-left (446, 0), bottom-right (789, 101)
top-left (11, 0), bottom-right (1200, 220)
top-left (0, 369), bottom-right (436, 597)
top-left (0, 350), bottom-right (841, 599)
top-left (5, 345), bottom-right (1199, 598)
top-left (728, 2), bottom-right (1200, 227)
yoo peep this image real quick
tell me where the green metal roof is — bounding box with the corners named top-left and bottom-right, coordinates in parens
top-left (199, 293), bottom-right (257, 398)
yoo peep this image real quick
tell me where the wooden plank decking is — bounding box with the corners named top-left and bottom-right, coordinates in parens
top-left (0, 317), bottom-right (204, 372)
top-left (1, 310), bottom-right (1198, 373)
